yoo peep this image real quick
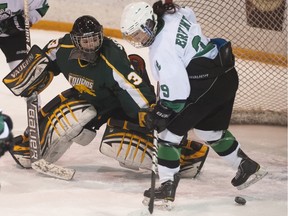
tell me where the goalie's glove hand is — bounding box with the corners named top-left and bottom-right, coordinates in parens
top-left (0, 15), bottom-right (25, 36)
top-left (0, 113), bottom-right (14, 157)
top-left (139, 102), bottom-right (173, 133)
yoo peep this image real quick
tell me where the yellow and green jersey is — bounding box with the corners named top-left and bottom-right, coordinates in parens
top-left (43, 35), bottom-right (155, 119)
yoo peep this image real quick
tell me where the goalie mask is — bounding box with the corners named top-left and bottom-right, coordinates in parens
top-left (70, 15), bottom-right (103, 63)
top-left (121, 2), bottom-right (158, 48)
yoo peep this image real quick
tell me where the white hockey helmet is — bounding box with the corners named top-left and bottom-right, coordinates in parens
top-left (120, 2), bottom-right (158, 48)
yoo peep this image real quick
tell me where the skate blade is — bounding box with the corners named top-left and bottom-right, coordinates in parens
top-left (142, 197), bottom-right (174, 211)
top-left (237, 167), bottom-right (268, 190)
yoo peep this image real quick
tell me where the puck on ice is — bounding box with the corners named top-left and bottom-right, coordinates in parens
top-left (235, 196), bottom-right (246, 205)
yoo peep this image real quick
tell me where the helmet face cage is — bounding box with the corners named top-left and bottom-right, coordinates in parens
top-left (121, 3), bottom-right (158, 48)
top-left (71, 16), bottom-right (103, 53)
top-left (71, 31), bottom-right (103, 53)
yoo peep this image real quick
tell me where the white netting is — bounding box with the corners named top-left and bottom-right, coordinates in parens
top-left (175, 0), bottom-right (287, 125)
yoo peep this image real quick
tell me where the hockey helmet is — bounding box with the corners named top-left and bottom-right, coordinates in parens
top-left (71, 15), bottom-right (103, 53)
top-left (121, 2), bottom-right (158, 48)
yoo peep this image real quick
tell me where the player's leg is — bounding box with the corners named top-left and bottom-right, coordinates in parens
top-left (1, 31), bottom-right (27, 70)
top-left (143, 129), bottom-right (182, 204)
top-left (143, 89), bottom-right (219, 204)
top-left (194, 95), bottom-right (267, 189)
top-left (194, 128), bottom-right (267, 189)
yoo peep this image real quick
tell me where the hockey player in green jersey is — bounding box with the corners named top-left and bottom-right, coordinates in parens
top-left (6, 15), bottom-right (208, 178)
top-left (43, 16), bottom-right (155, 122)
top-left (8, 15), bottom-right (154, 168)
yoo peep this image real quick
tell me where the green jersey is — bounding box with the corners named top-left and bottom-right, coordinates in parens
top-left (43, 35), bottom-right (155, 119)
top-left (0, 113), bottom-right (4, 134)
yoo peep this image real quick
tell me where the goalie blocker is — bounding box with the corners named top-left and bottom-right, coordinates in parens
top-left (100, 118), bottom-right (209, 178)
top-left (2, 45), bottom-right (53, 97)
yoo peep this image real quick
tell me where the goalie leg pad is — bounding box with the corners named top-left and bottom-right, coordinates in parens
top-left (100, 118), bottom-right (209, 175)
top-left (72, 128), bottom-right (97, 146)
top-left (180, 139), bottom-right (209, 178)
top-left (11, 90), bottom-right (97, 167)
top-left (11, 134), bottom-right (32, 168)
top-left (41, 97), bottom-right (97, 162)
top-left (100, 118), bottom-right (154, 170)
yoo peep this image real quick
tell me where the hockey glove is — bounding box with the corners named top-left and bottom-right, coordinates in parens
top-left (0, 113), bottom-right (14, 157)
top-left (140, 102), bottom-right (173, 133)
top-left (0, 15), bottom-right (25, 36)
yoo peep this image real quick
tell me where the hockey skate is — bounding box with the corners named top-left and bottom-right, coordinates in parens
top-left (231, 149), bottom-right (268, 190)
top-left (180, 140), bottom-right (209, 178)
top-left (142, 173), bottom-right (181, 211)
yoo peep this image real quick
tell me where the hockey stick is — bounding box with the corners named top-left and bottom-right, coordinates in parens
top-left (148, 130), bottom-right (158, 214)
top-left (147, 81), bottom-right (160, 214)
top-left (23, 0), bottom-right (75, 180)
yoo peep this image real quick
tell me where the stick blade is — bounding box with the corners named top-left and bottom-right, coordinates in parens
top-left (148, 170), bottom-right (156, 214)
top-left (32, 159), bottom-right (75, 181)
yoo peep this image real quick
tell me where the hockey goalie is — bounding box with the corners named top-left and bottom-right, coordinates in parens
top-left (3, 16), bottom-right (209, 178)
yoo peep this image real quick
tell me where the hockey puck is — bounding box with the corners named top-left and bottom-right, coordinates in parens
top-left (235, 196), bottom-right (246, 205)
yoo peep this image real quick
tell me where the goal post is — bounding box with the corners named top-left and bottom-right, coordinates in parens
top-left (175, 0), bottom-right (287, 126)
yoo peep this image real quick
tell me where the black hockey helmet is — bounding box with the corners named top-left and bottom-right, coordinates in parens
top-left (70, 15), bottom-right (103, 53)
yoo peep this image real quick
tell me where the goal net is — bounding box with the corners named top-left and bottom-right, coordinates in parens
top-left (175, 0), bottom-right (287, 126)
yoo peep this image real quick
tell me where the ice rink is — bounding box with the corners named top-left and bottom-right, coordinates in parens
top-left (0, 29), bottom-right (287, 216)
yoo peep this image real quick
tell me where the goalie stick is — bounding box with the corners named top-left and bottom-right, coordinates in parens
top-left (23, 0), bottom-right (75, 180)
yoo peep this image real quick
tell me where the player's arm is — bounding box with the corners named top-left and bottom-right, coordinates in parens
top-left (0, 1), bottom-right (49, 36)
top-left (42, 38), bottom-right (63, 76)
top-left (140, 51), bottom-right (190, 131)
top-left (106, 40), bottom-right (156, 119)
top-left (28, 0), bottom-right (50, 24)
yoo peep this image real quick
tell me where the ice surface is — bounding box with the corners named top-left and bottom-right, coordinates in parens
top-left (0, 30), bottom-right (286, 216)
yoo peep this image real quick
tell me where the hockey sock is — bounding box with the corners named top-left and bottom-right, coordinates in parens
top-left (209, 130), bottom-right (242, 169)
top-left (157, 143), bottom-right (181, 183)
